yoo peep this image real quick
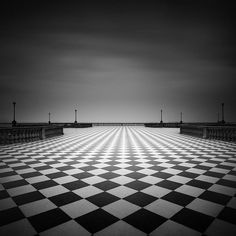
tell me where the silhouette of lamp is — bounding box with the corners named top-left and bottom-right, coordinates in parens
top-left (12, 102), bottom-right (17, 127)
top-left (74, 109), bottom-right (77, 124)
top-left (221, 103), bottom-right (225, 124)
top-left (48, 112), bottom-right (51, 124)
top-left (160, 109), bottom-right (163, 124)
top-left (180, 112), bottom-right (183, 124)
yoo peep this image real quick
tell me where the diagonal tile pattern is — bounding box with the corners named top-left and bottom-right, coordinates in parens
top-left (0, 126), bottom-right (236, 235)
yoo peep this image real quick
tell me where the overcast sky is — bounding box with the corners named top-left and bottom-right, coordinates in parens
top-left (0, 1), bottom-right (235, 122)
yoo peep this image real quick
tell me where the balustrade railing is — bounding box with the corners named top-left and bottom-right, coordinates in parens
top-left (180, 125), bottom-right (236, 142)
top-left (0, 126), bottom-right (63, 145)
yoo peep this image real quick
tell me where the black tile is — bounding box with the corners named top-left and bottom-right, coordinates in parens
top-left (0, 171), bottom-right (17, 178)
top-left (32, 180), bottom-right (58, 190)
top-left (0, 190), bottom-right (10, 200)
top-left (162, 191), bottom-right (195, 206)
top-left (28, 208), bottom-right (71, 232)
top-left (72, 172), bottom-right (93, 179)
top-left (171, 208), bottom-right (214, 232)
top-left (218, 207), bottom-right (236, 225)
top-left (195, 165), bottom-right (211, 170)
top-left (63, 180), bottom-right (89, 190)
top-left (0, 207), bottom-right (25, 226)
top-left (217, 164), bottom-right (233, 170)
top-left (172, 165), bottom-right (189, 171)
top-left (79, 166), bottom-right (96, 171)
top-left (152, 172), bottom-right (172, 179)
top-left (75, 209), bottom-right (119, 233)
top-left (156, 180), bottom-right (182, 190)
top-left (149, 166), bottom-right (166, 171)
top-left (124, 209), bottom-right (167, 233)
top-left (12, 165), bottom-right (29, 170)
top-left (187, 180), bottom-right (212, 189)
top-left (3, 179), bottom-right (29, 189)
top-left (199, 191), bottom-right (231, 205)
top-left (126, 172), bottom-right (146, 179)
top-left (204, 171), bottom-right (225, 178)
top-left (125, 180), bottom-right (151, 191)
top-left (87, 192), bottom-right (120, 207)
top-left (178, 171), bottom-right (199, 179)
top-left (103, 166), bottom-right (120, 171)
top-left (13, 191), bottom-right (45, 205)
top-left (46, 172), bottom-right (68, 179)
top-left (216, 179), bottom-right (236, 188)
top-left (20, 172), bottom-right (41, 178)
top-left (34, 165), bottom-right (51, 171)
top-left (57, 166), bottom-right (74, 171)
top-left (49, 192), bottom-right (81, 207)
top-left (124, 192), bottom-right (157, 207)
top-left (99, 172), bottom-right (120, 180)
top-left (94, 181), bottom-right (120, 191)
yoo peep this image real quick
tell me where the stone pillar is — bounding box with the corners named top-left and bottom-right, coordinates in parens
top-left (12, 102), bottom-right (17, 127)
top-left (180, 112), bottom-right (183, 124)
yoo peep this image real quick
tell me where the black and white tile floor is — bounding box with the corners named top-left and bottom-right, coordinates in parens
top-left (0, 127), bottom-right (236, 236)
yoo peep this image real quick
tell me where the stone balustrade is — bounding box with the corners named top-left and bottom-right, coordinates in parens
top-left (0, 126), bottom-right (63, 145)
top-left (180, 125), bottom-right (236, 141)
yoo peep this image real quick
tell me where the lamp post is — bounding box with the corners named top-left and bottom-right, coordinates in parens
top-left (74, 109), bottom-right (77, 124)
top-left (160, 109), bottom-right (163, 124)
top-left (12, 102), bottom-right (17, 127)
top-left (48, 112), bottom-right (51, 125)
top-left (180, 112), bottom-right (183, 124)
top-left (221, 103), bottom-right (225, 124)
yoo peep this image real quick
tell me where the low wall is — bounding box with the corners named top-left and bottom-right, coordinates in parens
top-left (180, 125), bottom-right (236, 141)
top-left (0, 126), bottom-right (63, 145)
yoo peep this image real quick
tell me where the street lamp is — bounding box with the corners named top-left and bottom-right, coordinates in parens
top-left (12, 102), bottom-right (17, 127)
top-left (221, 103), bottom-right (225, 124)
top-left (160, 109), bottom-right (163, 124)
top-left (48, 112), bottom-right (51, 125)
top-left (180, 112), bottom-right (183, 124)
top-left (74, 109), bottom-right (77, 124)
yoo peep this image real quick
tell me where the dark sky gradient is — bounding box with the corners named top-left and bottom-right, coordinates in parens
top-left (0, 1), bottom-right (236, 122)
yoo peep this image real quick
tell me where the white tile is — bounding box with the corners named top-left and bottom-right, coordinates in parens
top-left (61, 199), bottom-right (98, 218)
top-left (141, 186), bottom-right (171, 198)
top-left (167, 175), bottom-right (191, 184)
top-left (73, 186), bottom-right (103, 198)
top-left (7, 185), bottom-right (36, 197)
top-left (113, 169), bottom-right (132, 176)
top-left (208, 184), bottom-right (236, 196)
top-left (40, 185), bottom-right (69, 198)
top-left (187, 198), bottom-right (224, 217)
top-left (150, 220), bottom-right (201, 236)
top-left (0, 198), bottom-right (16, 210)
top-left (139, 176), bottom-right (163, 184)
top-left (20, 198), bottom-right (56, 217)
top-left (40, 220), bottom-right (90, 236)
top-left (103, 199), bottom-right (140, 218)
top-left (111, 176), bottom-right (134, 185)
top-left (54, 176), bottom-right (78, 184)
top-left (205, 219), bottom-right (236, 236)
top-left (175, 185), bottom-right (205, 197)
top-left (26, 175), bottom-right (50, 184)
top-left (0, 219), bottom-right (36, 236)
top-left (95, 220), bottom-right (145, 236)
top-left (108, 186), bottom-right (137, 198)
top-left (145, 199), bottom-right (182, 218)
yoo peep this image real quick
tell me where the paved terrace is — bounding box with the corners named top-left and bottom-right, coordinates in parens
top-left (0, 127), bottom-right (236, 236)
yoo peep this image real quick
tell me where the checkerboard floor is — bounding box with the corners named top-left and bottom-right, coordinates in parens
top-left (0, 127), bottom-right (236, 236)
